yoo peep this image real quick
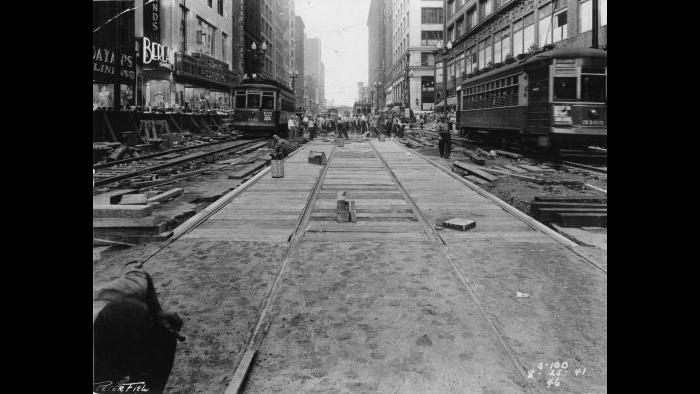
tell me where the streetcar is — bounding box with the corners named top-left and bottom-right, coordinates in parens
top-left (232, 78), bottom-right (296, 138)
top-left (456, 47), bottom-right (607, 150)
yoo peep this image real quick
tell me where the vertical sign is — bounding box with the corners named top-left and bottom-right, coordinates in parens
top-left (143, 0), bottom-right (161, 41)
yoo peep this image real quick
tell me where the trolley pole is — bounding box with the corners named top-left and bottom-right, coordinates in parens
top-left (591, 0), bottom-right (599, 49)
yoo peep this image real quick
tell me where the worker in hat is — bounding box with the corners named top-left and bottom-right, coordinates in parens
top-left (273, 135), bottom-right (294, 159)
top-left (437, 115), bottom-right (451, 159)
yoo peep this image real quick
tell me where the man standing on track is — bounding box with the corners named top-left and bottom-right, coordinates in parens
top-left (437, 115), bottom-right (451, 159)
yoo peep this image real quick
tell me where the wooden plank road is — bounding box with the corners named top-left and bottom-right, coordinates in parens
top-left (95, 138), bottom-right (606, 393)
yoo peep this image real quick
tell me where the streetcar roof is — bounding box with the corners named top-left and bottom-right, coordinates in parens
top-left (237, 78), bottom-right (294, 94)
top-left (460, 47), bottom-right (607, 87)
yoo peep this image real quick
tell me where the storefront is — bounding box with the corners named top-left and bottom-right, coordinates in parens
top-left (138, 36), bottom-right (176, 109)
top-left (174, 53), bottom-right (237, 111)
top-left (93, 0), bottom-right (136, 110)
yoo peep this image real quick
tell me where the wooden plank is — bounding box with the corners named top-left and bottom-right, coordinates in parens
top-left (466, 152), bottom-right (486, 165)
top-left (118, 194), bottom-right (148, 205)
top-left (503, 164), bottom-right (529, 173)
top-left (494, 149), bottom-right (523, 159)
top-left (453, 161), bottom-right (498, 182)
top-left (555, 212), bottom-right (607, 227)
top-left (585, 183), bottom-right (607, 194)
top-left (463, 175), bottom-right (489, 185)
top-left (518, 164), bottom-right (545, 172)
top-left (93, 204), bottom-right (153, 218)
top-left (533, 208), bottom-right (607, 222)
top-left (534, 195), bottom-right (607, 203)
top-left (480, 167), bottom-right (541, 183)
top-left (531, 201), bottom-right (607, 210)
top-left (93, 217), bottom-right (158, 228)
top-left (228, 161), bottom-right (268, 179)
top-left (147, 188), bottom-right (184, 203)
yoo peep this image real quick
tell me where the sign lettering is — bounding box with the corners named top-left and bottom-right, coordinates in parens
top-left (142, 37), bottom-right (173, 70)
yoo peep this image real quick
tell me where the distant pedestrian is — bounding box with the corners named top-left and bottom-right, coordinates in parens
top-left (308, 119), bottom-right (316, 140)
top-left (437, 115), bottom-right (451, 159)
top-left (287, 117), bottom-right (297, 140)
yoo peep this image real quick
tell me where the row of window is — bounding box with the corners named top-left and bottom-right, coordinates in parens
top-left (461, 74), bottom-right (520, 110)
top-left (179, 4), bottom-right (228, 62)
top-left (204, 0), bottom-right (224, 16)
top-left (447, 0), bottom-right (606, 45)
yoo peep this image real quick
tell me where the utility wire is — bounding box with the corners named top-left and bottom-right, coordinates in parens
top-left (93, 0), bottom-right (157, 34)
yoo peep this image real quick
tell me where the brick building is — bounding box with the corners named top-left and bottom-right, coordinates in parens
top-left (436, 0), bottom-right (607, 110)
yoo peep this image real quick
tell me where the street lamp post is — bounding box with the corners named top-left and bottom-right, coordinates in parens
top-left (374, 81), bottom-right (382, 114)
top-left (435, 40), bottom-right (452, 114)
top-left (249, 41), bottom-right (267, 77)
top-left (289, 70), bottom-right (299, 91)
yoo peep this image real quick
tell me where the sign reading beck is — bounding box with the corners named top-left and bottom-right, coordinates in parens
top-left (142, 37), bottom-right (173, 70)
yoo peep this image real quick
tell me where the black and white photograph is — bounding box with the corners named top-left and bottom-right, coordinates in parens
top-left (93, 0), bottom-right (607, 392)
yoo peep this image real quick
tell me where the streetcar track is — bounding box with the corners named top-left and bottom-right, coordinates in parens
top-left (224, 145), bottom-right (337, 394)
top-left (93, 139), bottom-right (268, 188)
top-left (368, 140), bottom-right (537, 393)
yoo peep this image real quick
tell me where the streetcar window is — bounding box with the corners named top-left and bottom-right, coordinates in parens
top-left (553, 77), bottom-right (577, 101)
top-left (581, 74), bottom-right (606, 102)
top-left (247, 92), bottom-right (261, 108)
top-left (261, 93), bottom-right (275, 110)
top-left (235, 92), bottom-right (246, 108)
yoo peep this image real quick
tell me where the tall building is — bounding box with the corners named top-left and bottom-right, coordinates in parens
top-left (94, 0), bottom-right (238, 110)
top-left (384, 0), bottom-right (443, 112)
top-left (294, 16), bottom-right (306, 110)
top-left (304, 37), bottom-right (324, 112)
top-left (357, 82), bottom-right (369, 102)
top-left (320, 62), bottom-right (326, 110)
top-left (367, 0), bottom-right (391, 112)
top-left (436, 0), bottom-right (607, 110)
top-left (242, 0), bottom-right (295, 87)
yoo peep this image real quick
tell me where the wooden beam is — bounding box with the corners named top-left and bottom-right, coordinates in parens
top-left (93, 217), bottom-right (158, 228)
top-left (494, 149), bottom-right (523, 159)
top-left (534, 195), bottom-right (607, 203)
top-left (453, 161), bottom-right (498, 182)
top-left (533, 208), bottom-right (607, 222)
top-left (93, 204), bottom-right (153, 218)
top-left (555, 212), bottom-right (607, 227)
top-left (147, 188), bottom-right (184, 203)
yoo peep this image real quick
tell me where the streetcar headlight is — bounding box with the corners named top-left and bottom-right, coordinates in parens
top-left (588, 109), bottom-right (599, 120)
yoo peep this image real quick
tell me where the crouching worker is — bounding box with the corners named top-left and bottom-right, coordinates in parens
top-left (93, 261), bottom-right (184, 394)
top-left (273, 135), bottom-right (294, 159)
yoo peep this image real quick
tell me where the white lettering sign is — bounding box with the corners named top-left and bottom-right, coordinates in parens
top-left (142, 37), bottom-right (172, 68)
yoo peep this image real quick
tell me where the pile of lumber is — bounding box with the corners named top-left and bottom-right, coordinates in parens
top-left (530, 195), bottom-right (607, 227)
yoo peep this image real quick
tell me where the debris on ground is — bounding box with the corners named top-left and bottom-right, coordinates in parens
top-left (442, 218), bottom-right (477, 231)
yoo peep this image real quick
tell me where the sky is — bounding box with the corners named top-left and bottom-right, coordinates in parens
top-left (295, 0), bottom-right (370, 107)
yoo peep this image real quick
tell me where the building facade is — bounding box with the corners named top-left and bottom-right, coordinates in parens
top-left (436, 0), bottom-right (607, 110)
top-left (136, 0), bottom-right (236, 110)
top-left (304, 37), bottom-right (324, 113)
top-left (383, 0), bottom-right (444, 112)
top-left (242, 0), bottom-right (296, 87)
top-left (294, 16), bottom-right (306, 110)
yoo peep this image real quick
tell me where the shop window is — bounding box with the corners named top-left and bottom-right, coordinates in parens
top-left (553, 77), bottom-right (577, 101)
top-left (493, 32), bottom-right (502, 64)
top-left (500, 28), bottom-right (511, 59)
top-left (120, 84), bottom-right (134, 108)
top-left (93, 84), bottom-right (114, 110)
top-left (523, 13), bottom-right (535, 52)
top-left (146, 80), bottom-right (171, 108)
top-left (580, 0), bottom-right (592, 33)
top-left (513, 19), bottom-right (523, 56)
top-left (538, 3), bottom-right (553, 47)
top-left (553, 10), bottom-right (568, 42)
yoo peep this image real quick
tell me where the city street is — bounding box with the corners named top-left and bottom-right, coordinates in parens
top-left (94, 1), bottom-right (606, 392)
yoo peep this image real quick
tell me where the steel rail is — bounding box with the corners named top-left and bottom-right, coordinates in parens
top-left (93, 136), bottom-right (244, 169)
top-left (93, 139), bottom-right (267, 188)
